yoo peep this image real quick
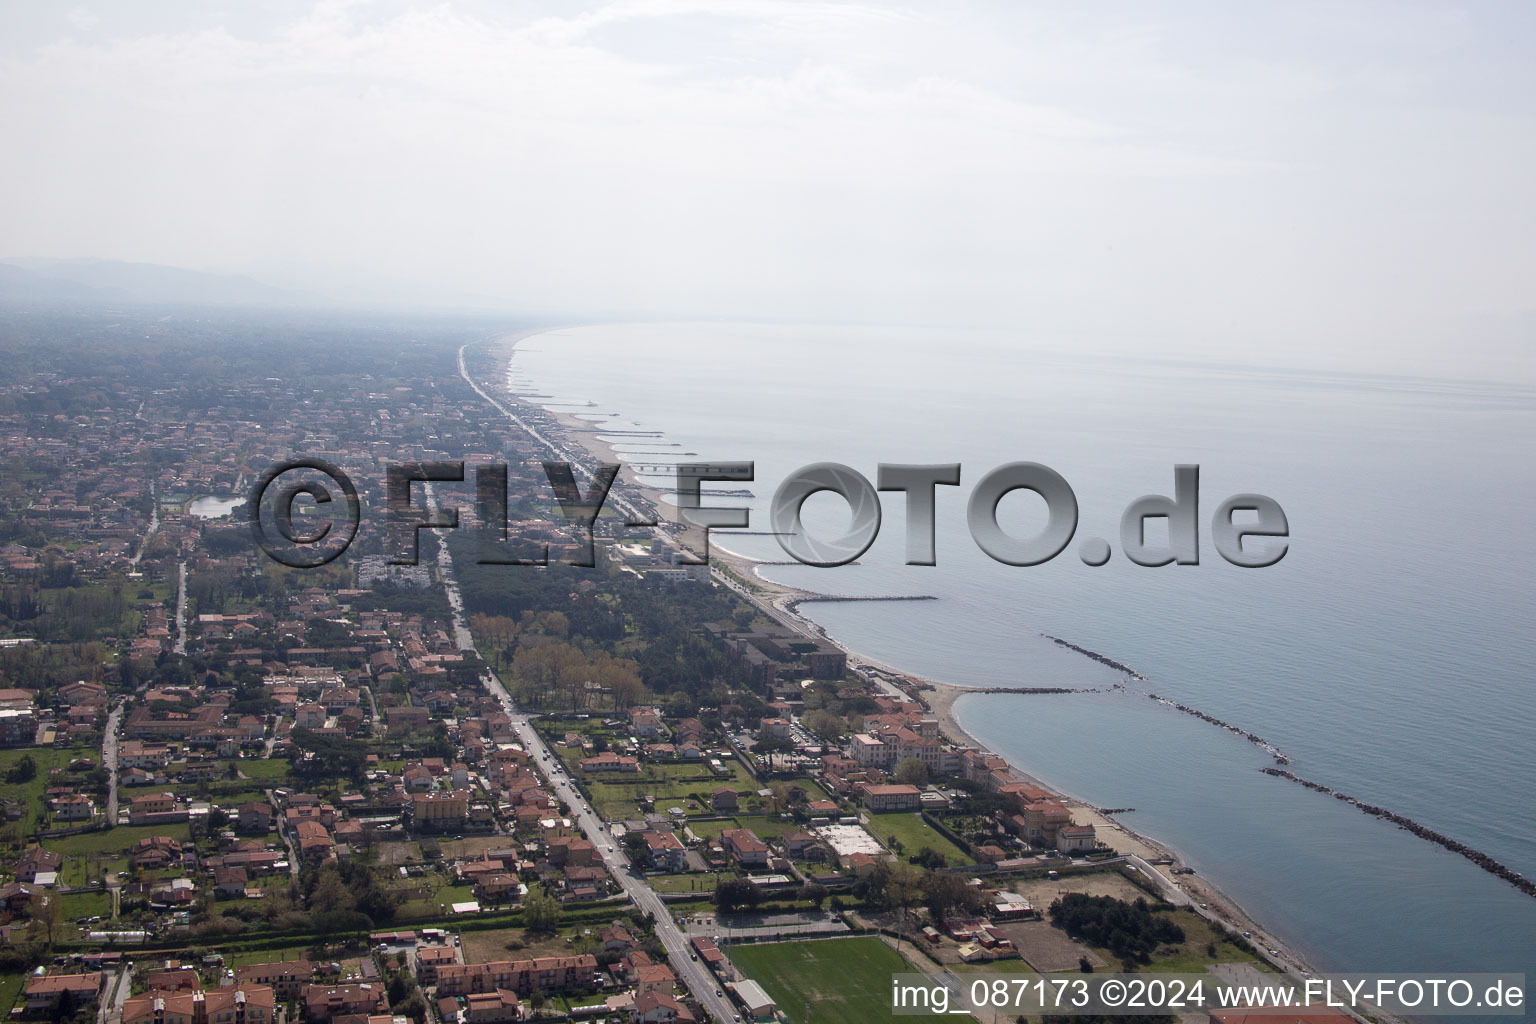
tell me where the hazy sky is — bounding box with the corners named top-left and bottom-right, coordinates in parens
top-left (2, 1), bottom-right (1534, 381)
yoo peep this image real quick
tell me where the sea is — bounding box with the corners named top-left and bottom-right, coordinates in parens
top-left (506, 321), bottom-right (1536, 984)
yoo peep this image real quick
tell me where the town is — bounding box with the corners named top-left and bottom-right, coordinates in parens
top-left (0, 307), bottom-right (1302, 1024)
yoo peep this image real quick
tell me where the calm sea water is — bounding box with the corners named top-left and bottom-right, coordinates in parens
top-left (510, 322), bottom-right (1536, 980)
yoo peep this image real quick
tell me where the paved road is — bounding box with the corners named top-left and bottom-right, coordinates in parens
top-left (98, 963), bottom-right (131, 1024)
top-left (103, 701), bottom-right (124, 822)
top-left (172, 561), bottom-right (188, 655)
top-left (269, 788), bottom-right (301, 879)
top-left (493, 679), bottom-right (738, 1024)
top-left (428, 490), bottom-right (735, 1023)
top-left (454, 344), bottom-right (747, 1020)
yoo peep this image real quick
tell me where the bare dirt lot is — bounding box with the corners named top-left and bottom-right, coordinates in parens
top-left (1000, 920), bottom-right (1108, 972)
top-left (460, 926), bottom-right (578, 965)
top-left (1008, 870), bottom-right (1149, 911)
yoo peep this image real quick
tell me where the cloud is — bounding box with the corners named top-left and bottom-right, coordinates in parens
top-left (0, 0), bottom-right (1533, 381)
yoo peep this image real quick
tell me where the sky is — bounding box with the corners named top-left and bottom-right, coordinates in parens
top-left (1, 0), bottom-right (1534, 382)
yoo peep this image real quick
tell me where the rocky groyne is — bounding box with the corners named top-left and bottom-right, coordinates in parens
top-left (1262, 767), bottom-right (1536, 899)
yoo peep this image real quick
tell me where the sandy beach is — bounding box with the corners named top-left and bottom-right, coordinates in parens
top-left (482, 330), bottom-right (1322, 979)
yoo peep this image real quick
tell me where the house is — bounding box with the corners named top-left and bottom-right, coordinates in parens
top-left (629, 707), bottom-right (663, 738)
top-left (130, 835), bottom-right (184, 869)
top-left (634, 963), bottom-right (675, 996)
top-left (214, 867), bottom-right (249, 898)
top-left (52, 793), bottom-right (95, 821)
top-left (781, 830), bottom-right (823, 860)
top-left (720, 829), bottom-right (768, 868)
top-left (414, 946), bottom-right (458, 985)
top-left (412, 792), bottom-right (468, 831)
top-left (462, 991), bottom-right (520, 1024)
top-left (385, 707), bottom-right (430, 733)
top-left (1054, 822), bottom-right (1096, 853)
top-left (122, 985), bottom-right (276, 1024)
top-left (24, 973), bottom-right (102, 1014)
top-left (238, 802), bottom-right (274, 833)
top-left (14, 847), bottom-right (62, 882)
top-left (546, 836), bottom-right (594, 868)
top-left (634, 990), bottom-right (694, 1024)
top-left (235, 962), bottom-right (316, 1000)
top-left (643, 831), bottom-right (687, 873)
top-left (295, 704), bottom-right (327, 729)
top-left (578, 752), bottom-right (638, 773)
top-left (709, 787), bottom-right (738, 812)
top-left (302, 984), bottom-right (388, 1022)
top-left (473, 874), bottom-right (522, 903)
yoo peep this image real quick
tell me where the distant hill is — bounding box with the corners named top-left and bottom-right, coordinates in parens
top-left (0, 258), bottom-right (318, 307)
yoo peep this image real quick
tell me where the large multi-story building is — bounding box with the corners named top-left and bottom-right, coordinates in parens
top-left (121, 986), bottom-right (275, 1024)
top-left (434, 956), bottom-right (599, 997)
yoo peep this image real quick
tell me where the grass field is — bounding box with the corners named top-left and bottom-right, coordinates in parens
top-left (687, 814), bottom-right (800, 842)
top-left (1124, 908), bottom-right (1273, 973)
top-left (234, 758), bottom-right (295, 781)
top-left (868, 813), bottom-right (973, 866)
top-left (0, 748), bottom-right (88, 833)
top-left (730, 937), bottom-right (954, 1023)
top-left (579, 760), bottom-right (756, 820)
top-left (47, 822), bottom-right (192, 858)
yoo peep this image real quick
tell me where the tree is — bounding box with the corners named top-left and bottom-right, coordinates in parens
top-left (621, 831), bottom-right (649, 864)
top-left (34, 893), bottom-right (61, 947)
top-left (5, 755), bottom-right (36, 784)
top-left (884, 862), bottom-right (925, 931)
top-left (802, 709), bottom-right (846, 741)
top-left (522, 890), bottom-right (561, 933)
top-left (799, 883), bottom-right (828, 908)
top-left (923, 870), bottom-right (980, 919)
top-left (893, 757), bottom-right (928, 785)
top-left (714, 877), bottom-right (761, 913)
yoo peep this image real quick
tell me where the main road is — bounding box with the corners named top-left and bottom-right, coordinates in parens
top-left (103, 700), bottom-right (124, 822)
top-left (430, 494), bottom-right (736, 1024)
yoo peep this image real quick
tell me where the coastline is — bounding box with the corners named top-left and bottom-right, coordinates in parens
top-left (481, 329), bottom-right (1323, 980)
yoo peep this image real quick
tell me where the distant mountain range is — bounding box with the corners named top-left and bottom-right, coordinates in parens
top-left (0, 258), bottom-right (318, 307)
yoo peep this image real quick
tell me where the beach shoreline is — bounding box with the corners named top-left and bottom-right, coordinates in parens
top-left (483, 328), bottom-right (1324, 981)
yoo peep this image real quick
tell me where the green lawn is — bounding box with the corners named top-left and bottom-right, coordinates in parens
top-left (47, 822), bottom-right (192, 857)
top-left (730, 937), bottom-right (952, 1023)
top-left (582, 761), bottom-right (756, 820)
top-left (0, 748), bottom-right (87, 833)
top-left (687, 814), bottom-right (800, 842)
top-left (60, 889), bottom-right (113, 922)
top-left (0, 973), bottom-right (25, 1018)
top-left (234, 759), bottom-right (296, 781)
top-left (868, 812), bottom-right (973, 866)
top-left (1096, 908), bottom-right (1274, 973)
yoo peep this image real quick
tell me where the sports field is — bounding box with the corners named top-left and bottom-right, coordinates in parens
top-left (730, 936), bottom-right (953, 1022)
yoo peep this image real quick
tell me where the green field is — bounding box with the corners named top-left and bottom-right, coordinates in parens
top-left (868, 813), bottom-right (973, 866)
top-left (0, 748), bottom-right (91, 833)
top-left (687, 814), bottom-right (801, 842)
top-left (730, 937), bottom-right (952, 1023)
top-left (580, 760), bottom-right (756, 820)
top-left (234, 758), bottom-right (296, 781)
top-left (47, 822), bottom-right (192, 858)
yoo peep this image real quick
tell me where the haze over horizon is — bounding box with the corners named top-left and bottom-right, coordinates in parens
top-left (3, 1), bottom-right (1535, 383)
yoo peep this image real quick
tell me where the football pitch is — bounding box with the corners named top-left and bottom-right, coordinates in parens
top-left (729, 936), bottom-right (956, 1022)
